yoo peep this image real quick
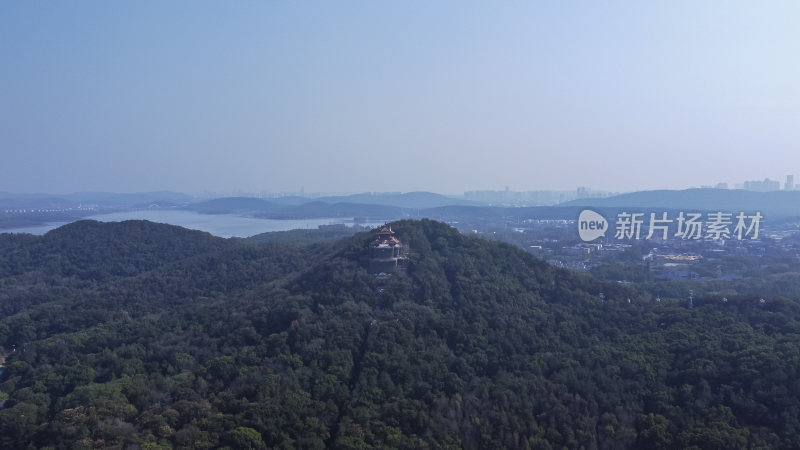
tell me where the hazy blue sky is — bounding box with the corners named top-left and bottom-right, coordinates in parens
top-left (2, 1), bottom-right (799, 195)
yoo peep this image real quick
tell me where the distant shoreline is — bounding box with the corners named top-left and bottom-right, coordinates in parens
top-left (0, 211), bottom-right (385, 238)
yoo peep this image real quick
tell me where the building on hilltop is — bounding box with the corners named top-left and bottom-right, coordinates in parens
top-left (368, 225), bottom-right (408, 274)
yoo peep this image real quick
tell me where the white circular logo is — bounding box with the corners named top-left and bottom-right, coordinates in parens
top-left (578, 209), bottom-right (608, 241)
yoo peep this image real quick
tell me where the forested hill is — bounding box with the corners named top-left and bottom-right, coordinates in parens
top-left (0, 220), bottom-right (237, 280)
top-left (1, 220), bottom-right (799, 449)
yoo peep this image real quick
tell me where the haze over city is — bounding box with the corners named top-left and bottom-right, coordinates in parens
top-left (7, 3), bottom-right (800, 449)
top-left (2, 1), bottom-right (799, 195)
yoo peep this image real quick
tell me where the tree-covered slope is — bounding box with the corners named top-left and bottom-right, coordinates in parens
top-left (0, 221), bottom-right (242, 319)
top-left (0, 220), bottom-right (237, 280)
top-left (0, 220), bottom-right (799, 449)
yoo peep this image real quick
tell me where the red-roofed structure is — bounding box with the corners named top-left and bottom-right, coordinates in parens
top-left (369, 224), bottom-right (407, 274)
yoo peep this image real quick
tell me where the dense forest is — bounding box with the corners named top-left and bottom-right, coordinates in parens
top-left (1, 219), bottom-right (800, 449)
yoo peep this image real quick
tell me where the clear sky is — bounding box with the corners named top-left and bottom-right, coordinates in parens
top-left (2, 1), bottom-right (799, 195)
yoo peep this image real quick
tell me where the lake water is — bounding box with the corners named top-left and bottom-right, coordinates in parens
top-left (0, 210), bottom-right (386, 238)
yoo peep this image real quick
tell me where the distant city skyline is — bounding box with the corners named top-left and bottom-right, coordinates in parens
top-left (3, 173), bottom-right (800, 198)
top-left (2, 2), bottom-right (799, 195)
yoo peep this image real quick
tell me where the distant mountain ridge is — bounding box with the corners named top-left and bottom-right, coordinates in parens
top-left (0, 191), bottom-right (194, 209)
top-left (0, 191), bottom-right (472, 230)
top-left (186, 191), bottom-right (477, 212)
top-left (181, 191), bottom-right (477, 220)
top-left (184, 197), bottom-right (412, 219)
top-left (187, 197), bottom-right (275, 214)
top-left (312, 191), bottom-right (479, 209)
top-left (562, 188), bottom-right (800, 216)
